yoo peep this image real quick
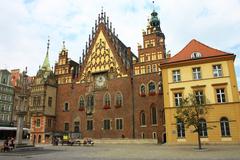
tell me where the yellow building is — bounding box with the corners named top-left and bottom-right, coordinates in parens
top-left (161, 39), bottom-right (240, 144)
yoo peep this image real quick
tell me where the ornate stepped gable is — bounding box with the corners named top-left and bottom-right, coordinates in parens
top-left (79, 10), bottom-right (136, 83)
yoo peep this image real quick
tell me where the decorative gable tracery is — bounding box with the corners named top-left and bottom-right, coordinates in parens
top-left (80, 31), bottom-right (126, 82)
top-left (77, 10), bottom-right (136, 83)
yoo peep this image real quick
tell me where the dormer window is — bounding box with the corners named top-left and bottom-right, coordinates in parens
top-left (191, 52), bottom-right (202, 59)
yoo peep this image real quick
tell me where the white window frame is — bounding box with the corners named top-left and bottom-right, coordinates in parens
top-left (174, 93), bottom-right (182, 107)
top-left (172, 70), bottom-right (181, 82)
top-left (216, 88), bottom-right (226, 103)
top-left (192, 67), bottom-right (201, 80)
top-left (213, 65), bottom-right (222, 77)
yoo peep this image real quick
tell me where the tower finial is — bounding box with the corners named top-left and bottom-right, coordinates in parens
top-left (47, 36), bottom-right (50, 54)
top-left (41, 36), bottom-right (51, 71)
top-left (101, 6), bottom-right (104, 19)
top-left (63, 41), bottom-right (66, 49)
top-left (152, 1), bottom-right (155, 11)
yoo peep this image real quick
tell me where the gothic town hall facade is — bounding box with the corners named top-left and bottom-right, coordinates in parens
top-left (30, 9), bottom-right (240, 144)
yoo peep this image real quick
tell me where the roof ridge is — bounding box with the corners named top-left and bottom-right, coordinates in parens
top-left (168, 39), bottom-right (234, 63)
top-left (193, 39), bottom-right (233, 55)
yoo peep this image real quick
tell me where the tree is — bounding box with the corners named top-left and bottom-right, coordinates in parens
top-left (175, 93), bottom-right (209, 149)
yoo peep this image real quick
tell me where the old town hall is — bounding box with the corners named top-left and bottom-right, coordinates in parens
top-left (29, 8), bottom-right (240, 145)
top-left (30, 9), bottom-right (165, 144)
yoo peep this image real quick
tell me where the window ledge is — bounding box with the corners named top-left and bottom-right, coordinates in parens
top-left (221, 137), bottom-right (232, 141)
top-left (177, 138), bottom-right (186, 142)
top-left (140, 125), bottom-right (147, 128)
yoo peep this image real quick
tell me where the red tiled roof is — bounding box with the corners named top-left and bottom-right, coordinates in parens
top-left (168, 39), bottom-right (233, 63)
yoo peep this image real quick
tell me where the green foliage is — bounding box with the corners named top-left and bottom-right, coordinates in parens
top-left (175, 94), bottom-right (207, 133)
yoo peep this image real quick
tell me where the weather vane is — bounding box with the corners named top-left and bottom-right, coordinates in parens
top-left (152, 1), bottom-right (155, 10)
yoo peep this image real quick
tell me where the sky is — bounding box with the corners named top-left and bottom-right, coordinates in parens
top-left (0, 0), bottom-right (240, 89)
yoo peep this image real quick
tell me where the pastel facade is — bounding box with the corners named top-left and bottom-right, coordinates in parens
top-left (161, 40), bottom-right (240, 144)
top-left (0, 69), bottom-right (14, 126)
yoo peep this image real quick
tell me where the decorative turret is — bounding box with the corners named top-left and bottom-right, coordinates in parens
top-left (41, 38), bottom-right (51, 71)
top-left (149, 10), bottom-right (161, 32)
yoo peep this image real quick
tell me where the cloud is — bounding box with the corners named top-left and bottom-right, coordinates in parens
top-left (0, 0), bottom-right (239, 90)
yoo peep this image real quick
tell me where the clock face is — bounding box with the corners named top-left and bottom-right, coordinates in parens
top-left (95, 75), bottom-right (106, 88)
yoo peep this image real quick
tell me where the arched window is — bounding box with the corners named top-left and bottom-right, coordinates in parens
top-left (140, 84), bottom-right (146, 96)
top-left (220, 117), bottom-right (230, 137)
top-left (140, 111), bottom-right (146, 126)
top-left (86, 94), bottom-right (94, 115)
top-left (199, 119), bottom-right (208, 137)
top-left (115, 92), bottom-right (123, 107)
top-left (151, 106), bottom-right (157, 125)
top-left (79, 96), bottom-right (84, 110)
top-left (104, 92), bottom-right (111, 109)
top-left (177, 119), bottom-right (185, 138)
top-left (87, 95), bottom-right (94, 107)
top-left (148, 81), bottom-right (156, 95)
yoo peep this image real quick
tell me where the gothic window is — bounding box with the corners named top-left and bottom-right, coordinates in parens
top-left (220, 117), bottom-right (231, 137)
top-left (140, 111), bottom-right (146, 126)
top-left (87, 95), bottom-right (94, 107)
top-left (148, 82), bottom-right (156, 95)
top-left (199, 119), bottom-right (208, 137)
top-left (86, 95), bottom-right (94, 114)
top-left (115, 92), bottom-right (123, 107)
top-left (151, 106), bottom-right (157, 125)
top-left (104, 93), bottom-right (111, 108)
top-left (140, 84), bottom-right (146, 96)
top-left (79, 96), bottom-right (84, 110)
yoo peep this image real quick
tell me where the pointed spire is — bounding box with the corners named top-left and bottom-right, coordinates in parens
top-left (62, 41), bottom-right (66, 49)
top-left (101, 6), bottom-right (104, 19)
top-left (79, 56), bottom-right (82, 65)
top-left (42, 36), bottom-right (51, 71)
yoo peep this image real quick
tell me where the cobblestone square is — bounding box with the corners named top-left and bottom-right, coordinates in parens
top-left (1, 144), bottom-right (240, 160)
